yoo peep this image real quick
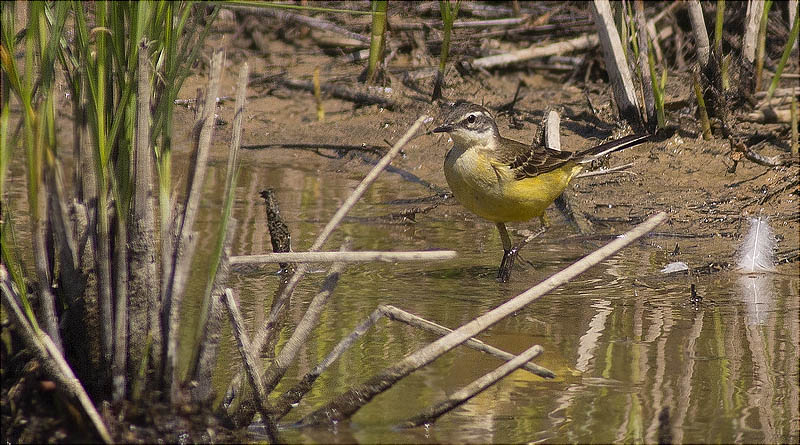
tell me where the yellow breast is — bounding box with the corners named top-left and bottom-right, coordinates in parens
top-left (444, 145), bottom-right (582, 223)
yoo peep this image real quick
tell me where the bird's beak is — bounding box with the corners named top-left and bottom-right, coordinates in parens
top-left (432, 124), bottom-right (452, 133)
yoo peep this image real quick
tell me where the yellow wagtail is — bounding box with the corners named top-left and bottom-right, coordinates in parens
top-left (433, 101), bottom-right (650, 282)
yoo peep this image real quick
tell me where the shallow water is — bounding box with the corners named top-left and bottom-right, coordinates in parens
top-left (182, 158), bottom-right (799, 444)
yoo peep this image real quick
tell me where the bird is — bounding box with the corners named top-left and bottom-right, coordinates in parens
top-left (433, 101), bottom-right (650, 282)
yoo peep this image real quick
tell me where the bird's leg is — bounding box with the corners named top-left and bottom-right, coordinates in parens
top-left (496, 222), bottom-right (517, 283)
top-left (538, 214), bottom-right (551, 228)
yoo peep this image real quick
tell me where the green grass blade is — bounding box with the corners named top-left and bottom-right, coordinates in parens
top-left (764, 4), bottom-right (799, 101)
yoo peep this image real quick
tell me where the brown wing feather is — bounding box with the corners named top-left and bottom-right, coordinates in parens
top-left (495, 137), bottom-right (577, 180)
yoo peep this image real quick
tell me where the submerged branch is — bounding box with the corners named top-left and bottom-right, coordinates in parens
top-left (270, 302), bottom-right (555, 421)
top-left (398, 345), bottom-right (544, 428)
top-left (380, 305), bottom-right (554, 379)
top-left (271, 308), bottom-right (385, 420)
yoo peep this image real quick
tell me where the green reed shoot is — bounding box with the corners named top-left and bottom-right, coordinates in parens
top-left (433, 0), bottom-right (460, 100)
top-left (764, 5), bottom-right (800, 102)
top-left (714, 0), bottom-right (725, 56)
top-left (366, 0), bottom-right (387, 84)
top-left (693, 71), bottom-right (712, 139)
top-left (1, 1), bottom-right (69, 340)
top-left (1, 0), bottom-right (220, 403)
top-left (647, 38), bottom-right (666, 129)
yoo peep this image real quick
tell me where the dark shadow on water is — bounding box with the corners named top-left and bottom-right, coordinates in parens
top-left (243, 143), bottom-right (448, 193)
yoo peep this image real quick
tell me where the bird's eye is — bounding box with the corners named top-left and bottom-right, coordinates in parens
top-left (467, 114), bottom-right (476, 124)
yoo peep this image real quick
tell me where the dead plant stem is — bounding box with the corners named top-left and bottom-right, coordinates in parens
top-left (163, 49), bottom-right (224, 400)
top-left (230, 250), bottom-right (457, 264)
top-left (299, 212), bottom-right (668, 426)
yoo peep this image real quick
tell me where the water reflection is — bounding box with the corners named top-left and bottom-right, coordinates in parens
top-left (737, 274), bottom-right (775, 326)
top-left (186, 157), bottom-right (799, 444)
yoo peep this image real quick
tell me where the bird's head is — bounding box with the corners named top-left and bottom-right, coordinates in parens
top-left (433, 101), bottom-right (499, 149)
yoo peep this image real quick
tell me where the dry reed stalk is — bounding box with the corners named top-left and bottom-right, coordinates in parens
top-left (544, 110), bottom-right (561, 151)
top-left (743, 0), bottom-right (765, 64)
top-left (591, 0), bottom-right (642, 128)
top-left (472, 33), bottom-right (599, 69)
top-left (687, 0), bottom-right (710, 68)
top-left (128, 38), bottom-right (159, 397)
top-left (260, 247), bottom-right (348, 394)
top-left (744, 108), bottom-right (792, 123)
top-left (222, 288), bottom-right (280, 441)
top-left (299, 212), bottom-right (668, 427)
top-left (229, 250), bottom-right (457, 264)
top-left (223, 3), bottom-right (370, 44)
top-left (1, 267), bottom-right (112, 444)
top-left (190, 62), bottom-right (250, 403)
top-left (398, 345), bottom-right (543, 428)
top-left (792, 95), bottom-right (798, 157)
top-left (635, 0), bottom-right (656, 132)
top-left (163, 49), bottom-right (225, 400)
top-left (791, 0), bottom-right (799, 52)
top-left (112, 216), bottom-right (129, 402)
top-left (277, 77), bottom-right (398, 109)
top-left (223, 115), bottom-right (428, 426)
top-left (754, 87), bottom-right (800, 98)
top-left (392, 15), bottom-right (529, 30)
top-left (189, 221), bottom-right (235, 404)
top-left (756, 3), bottom-right (771, 90)
top-left (32, 186), bottom-right (63, 352)
top-left (47, 159), bottom-right (84, 322)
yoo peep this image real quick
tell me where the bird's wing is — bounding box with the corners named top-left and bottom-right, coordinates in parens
top-left (494, 138), bottom-right (577, 180)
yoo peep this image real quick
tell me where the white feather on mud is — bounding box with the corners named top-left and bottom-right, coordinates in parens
top-left (736, 216), bottom-right (776, 273)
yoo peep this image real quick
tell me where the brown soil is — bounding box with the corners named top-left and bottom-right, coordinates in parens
top-left (191, 8), bottom-right (799, 273)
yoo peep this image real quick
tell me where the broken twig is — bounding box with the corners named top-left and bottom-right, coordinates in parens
top-left (472, 34), bottom-right (599, 70)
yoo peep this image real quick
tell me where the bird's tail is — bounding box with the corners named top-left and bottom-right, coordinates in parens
top-left (577, 133), bottom-right (652, 164)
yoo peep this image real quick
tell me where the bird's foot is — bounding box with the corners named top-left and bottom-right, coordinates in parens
top-left (496, 246), bottom-right (519, 283)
